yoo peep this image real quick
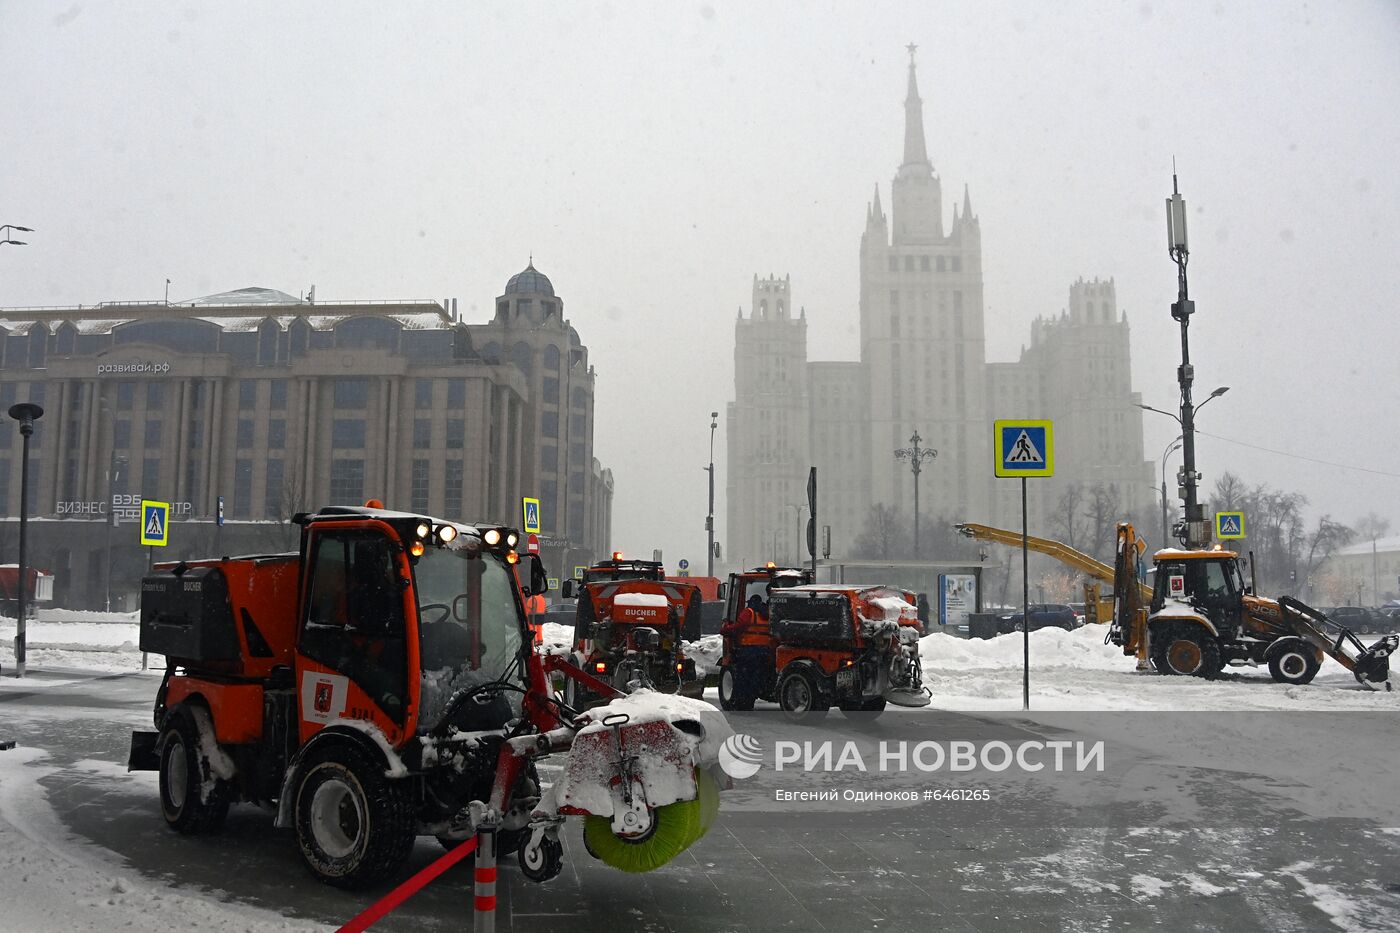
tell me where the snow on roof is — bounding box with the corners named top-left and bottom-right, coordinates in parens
top-left (187, 286), bottom-right (306, 306)
top-left (1334, 535), bottom-right (1400, 557)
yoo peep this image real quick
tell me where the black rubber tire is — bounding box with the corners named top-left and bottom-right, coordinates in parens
top-left (519, 834), bottom-right (563, 883)
top-left (158, 705), bottom-right (230, 834)
top-left (293, 742), bottom-right (416, 889)
top-left (1152, 623), bottom-right (1222, 678)
top-left (1268, 640), bottom-right (1320, 685)
top-left (777, 668), bottom-right (829, 722)
top-left (718, 665), bottom-right (754, 711)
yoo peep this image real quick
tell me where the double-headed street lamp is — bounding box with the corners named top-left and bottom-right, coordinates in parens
top-left (1, 224), bottom-right (34, 246)
top-left (788, 503), bottom-right (807, 565)
top-left (1139, 384), bottom-right (1229, 544)
top-left (1159, 436), bottom-right (1183, 548)
top-left (7, 402), bottom-right (43, 678)
top-left (894, 430), bottom-right (937, 558)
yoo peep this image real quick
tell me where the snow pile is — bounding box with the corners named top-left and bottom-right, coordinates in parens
top-left (921, 625), bottom-right (1125, 673)
top-left (684, 634), bottom-right (723, 677)
top-left (613, 592), bottom-right (669, 608)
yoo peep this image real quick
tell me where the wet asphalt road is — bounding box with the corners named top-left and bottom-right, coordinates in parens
top-left (2, 668), bottom-right (1398, 932)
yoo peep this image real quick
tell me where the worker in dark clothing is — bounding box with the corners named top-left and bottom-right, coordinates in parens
top-left (917, 592), bottom-right (931, 633)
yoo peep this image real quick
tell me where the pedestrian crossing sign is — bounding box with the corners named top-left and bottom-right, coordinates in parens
top-left (522, 497), bottom-right (541, 535)
top-left (994, 420), bottom-right (1054, 478)
top-left (140, 499), bottom-right (170, 547)
top-left (1215, 511), bottom-right (1246, 539)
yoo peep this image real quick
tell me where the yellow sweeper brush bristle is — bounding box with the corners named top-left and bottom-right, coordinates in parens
top-left (583, 768), bottom-right (719, 873)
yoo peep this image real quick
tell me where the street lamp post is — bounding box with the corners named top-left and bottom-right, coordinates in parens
top-left (788, 504), bottom-right (807, 566)
top-left (706, 411), bottom-right (718, 578)
top-left (8, 402), bottom-right (43, 678)
top-left (1159, 436), bottom-right (1182, 549)
top-left (104, 454), bottom-right (127, 612)
top-left (1, 224), bottom-right (33, 246)
top-left (1165, 175), bottom-right (1219, 548)
top-left (1138, 384), bottom-right (1229, 543)
top-left (894, 431), bottom-right (937, 558)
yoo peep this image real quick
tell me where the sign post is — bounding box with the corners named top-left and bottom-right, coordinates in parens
top-left (139, 499), bottom-right (170, 670)
top-left (994, 420), bottom-right (1055, 711)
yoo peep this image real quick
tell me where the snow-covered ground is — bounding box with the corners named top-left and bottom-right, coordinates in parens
top-left (9, 613), bottom-right (1397, 711)
top-left (3, 614), bottom-right (1397, 931)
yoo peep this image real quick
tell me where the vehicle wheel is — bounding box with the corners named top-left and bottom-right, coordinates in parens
top-left (158, 705), bottom-right (230, 834)
top-left (294, 742), bottom-right (416, 889)
top-left (777, 668), bottom-right (829, 722)
top-left (518, 834), bottom-right (563, 883)
top-left (718, 665), bottom-right (754, 711)
top-left (1268, 639), bottom-right (1320, 685)
top-left (1153, 623), bottom-right (1222, 678)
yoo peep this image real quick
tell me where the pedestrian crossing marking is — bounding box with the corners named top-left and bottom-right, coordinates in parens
top-left (1007, 430), bottom-right (1045, 463)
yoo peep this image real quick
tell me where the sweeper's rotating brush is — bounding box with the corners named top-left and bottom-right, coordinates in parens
top-left (582, 768), bottom-right (720, 873)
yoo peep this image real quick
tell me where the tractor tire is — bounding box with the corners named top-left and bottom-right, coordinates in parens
top-left (777, 668), bottom-right (829, 723)
top-left (718, 666), bottom-right (755, 711)
top-left (293, 742), bottom-right (416, 889)
top-left (1267, 639), bottom-right (1320, 685)
top-left (1152, 623), bottom-right (1222, 678)
top-left (158, 705), bottom-right (230, 834)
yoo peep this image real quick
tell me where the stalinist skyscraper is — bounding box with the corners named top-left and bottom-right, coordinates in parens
top-left (726, 48), bottom-right (1152, 570)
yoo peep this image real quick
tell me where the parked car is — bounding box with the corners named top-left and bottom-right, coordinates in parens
top-left (1067, 602), bottom-right (1088, 626)
top-left (998, 603), bottom-right (1079, 633)
top-left (1327, 606), bottom-right (1390, 635)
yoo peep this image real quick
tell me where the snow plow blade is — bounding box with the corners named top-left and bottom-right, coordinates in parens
top-left (1352, 635), bottom-right (1397, 692)
top-left (127, 730), bottom-right (159, 772)
top-left (884, 686), bottom-right (932, 708)
top-left (1277, 597), bottom-right (1396, 692)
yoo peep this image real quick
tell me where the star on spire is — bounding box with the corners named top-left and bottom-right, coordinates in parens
top-left (906, 42), bottom-right (917, 61)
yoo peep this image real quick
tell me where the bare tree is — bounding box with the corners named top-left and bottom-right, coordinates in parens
top-left (852, 503), bottom-right (911, 560)
top-left (1300, 516), bottom-right (1354, 602)
top-left (1085, 483), bottom-right (1121, 563)
top-left (1049, 483), bottom-right (1085, 550)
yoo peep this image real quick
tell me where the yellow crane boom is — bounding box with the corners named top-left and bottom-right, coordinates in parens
top-left (955, 522), bottom-right (1152, 622)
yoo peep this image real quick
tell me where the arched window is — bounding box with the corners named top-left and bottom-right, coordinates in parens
top-left (334, 316), bottom-right (402, 351)
top-left (55, 322), bottom-right (78, 356)
top-left (27, 322), bottom-right (48, 369)
top-left (544, 344), bottom-right (560, 371)
top-left (510, 341), bottom-right (532, 377)
top-left (258, 318), bottom-right (281, 365)
top-left (289, 318), bottom-right (312, 358)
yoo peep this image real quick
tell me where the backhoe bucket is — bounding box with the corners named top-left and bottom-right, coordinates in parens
top-left (1352, 635), bottom-right (1397, 691)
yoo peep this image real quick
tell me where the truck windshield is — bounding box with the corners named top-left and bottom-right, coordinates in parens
top-left (412, 545), bottom-right (525, 731)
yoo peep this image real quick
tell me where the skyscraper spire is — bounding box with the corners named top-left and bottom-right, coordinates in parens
top-left (902, 43), bottom-right (930, 170)
top-left (962, 183), bottom-right (973, 219)
top-left (872, 183), bottom-right (884, 220)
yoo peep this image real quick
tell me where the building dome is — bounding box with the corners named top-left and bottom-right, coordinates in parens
top-left (504, 262), bottom-right (555, 297)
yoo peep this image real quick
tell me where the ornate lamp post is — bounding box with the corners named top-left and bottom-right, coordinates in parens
top-left (8, 402), bottom-right (43, 678)
top-left (894, 431), bottom-right (937, 558)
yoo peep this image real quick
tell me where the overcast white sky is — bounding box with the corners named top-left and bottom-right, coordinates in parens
top-left (2, 1), bottom-right (1398, 565)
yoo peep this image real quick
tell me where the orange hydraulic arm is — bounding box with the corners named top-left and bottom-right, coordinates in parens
top-left (955, 522), bottom-right (1151, 603)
